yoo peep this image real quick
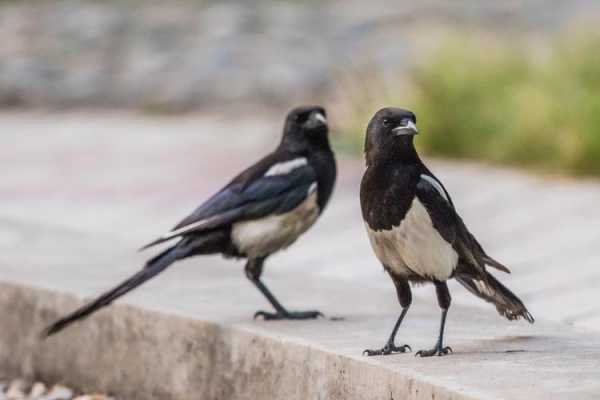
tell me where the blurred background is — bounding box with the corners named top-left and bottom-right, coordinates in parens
top-left (2, 0), bottom-right (600, 174)
top-left (2, 0), bottom-right (600, 344)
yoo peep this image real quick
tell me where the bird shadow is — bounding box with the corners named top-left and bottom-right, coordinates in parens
top-left (457, 335), bottom-right (546, 355)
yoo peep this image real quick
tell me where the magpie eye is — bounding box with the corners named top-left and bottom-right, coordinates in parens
top-left (382, 118), bottom-right (390, 128)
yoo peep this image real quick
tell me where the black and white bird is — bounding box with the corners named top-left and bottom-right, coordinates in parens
top-left (42, 105), bottom-right (336, 338)
top-left (360, 107), bottom-right (533, 357)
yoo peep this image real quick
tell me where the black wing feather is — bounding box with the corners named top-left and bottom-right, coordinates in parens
top-left (416, 174), bottom-right (487, 276)
top-left (141, 162), bottom-right (317, 250)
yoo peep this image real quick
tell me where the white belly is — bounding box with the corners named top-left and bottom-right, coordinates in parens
top-left (366, 198), bottom-right (458, 280)
top-left (231, 190), bottom-right (319, 258)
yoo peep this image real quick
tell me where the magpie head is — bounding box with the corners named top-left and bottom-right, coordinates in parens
top-left (281, 105), bottom-right (330, 151)
top-left (364, 107), bottom-right (419, 165)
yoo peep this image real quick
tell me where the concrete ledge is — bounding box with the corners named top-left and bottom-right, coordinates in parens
top-left (3, 114), bottom-right (600, 399)
top-left (1, 281), bottom-right (600, 400)
top-left (1, 282), bottom-right (472, 400)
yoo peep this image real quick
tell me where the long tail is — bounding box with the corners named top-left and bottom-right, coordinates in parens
top-left (456, 271), bottom-right (534, 323)
top-left (41, 245), bottom-right (182, 338)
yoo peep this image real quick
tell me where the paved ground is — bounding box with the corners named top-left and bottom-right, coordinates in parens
top-left (2, 111), bottom-right (600, 399)
top-left (2, 111), bottom-right (600, 331)
top-left (3, 278), bottom-right (600, 400)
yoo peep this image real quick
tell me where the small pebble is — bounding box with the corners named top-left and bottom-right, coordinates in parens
top-left (6, 379), bottom-right (27, 400)
top-left (43, 385), bottom-right (73, 400)
top-left (28, 382), bottom-right (47, 399)
top-left (1, 379), bottom-right (113, 400)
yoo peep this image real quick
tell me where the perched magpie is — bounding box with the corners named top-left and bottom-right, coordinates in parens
top-left (360, 107), bottom-right (533, 357)
top-left (42, 105), bottom-right (336, 337)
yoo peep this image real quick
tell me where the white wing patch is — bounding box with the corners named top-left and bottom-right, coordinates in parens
top-left (420, 174), bottom-right (449, 202)
top-left (365, 198), bottom-right (458, 280)
top-left (265, 158), bottom-right (308, 177)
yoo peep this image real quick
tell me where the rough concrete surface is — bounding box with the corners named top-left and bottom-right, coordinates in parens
top-left (2, 281), bottom-right (600, 400)
top-left (2, 112), bottom-right (600, 399)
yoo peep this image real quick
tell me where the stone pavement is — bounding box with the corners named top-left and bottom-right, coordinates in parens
top-left (2, 111), bottom-right (599, 331)
top-left (1, 111), bottom-right (600, 399)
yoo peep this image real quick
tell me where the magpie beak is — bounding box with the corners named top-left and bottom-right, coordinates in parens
top-left (308, 111), bottom-right (327, 127)
top-left (392, 120), bottom-right (418, 136)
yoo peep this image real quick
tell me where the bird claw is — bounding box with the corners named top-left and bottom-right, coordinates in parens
top-left (253, 310), bottom-right (324, 320)
top-left (415, 346), bottom-right (453, 357)
top-left (363, 343), bottom-right (411, 356)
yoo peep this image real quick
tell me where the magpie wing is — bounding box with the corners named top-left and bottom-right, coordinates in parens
top-left (140, 162), bottom-right (317, 250)
top-left (416, 173), bottom-right (489, 276)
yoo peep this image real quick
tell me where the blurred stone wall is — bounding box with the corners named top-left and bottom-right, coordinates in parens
top-left (0, 0), bottom-right (597, 110)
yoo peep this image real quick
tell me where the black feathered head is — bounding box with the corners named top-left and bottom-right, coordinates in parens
top-left (364, 107), bottom-right (418, 166)
top-left (281, 105), bottom-right (330, 152)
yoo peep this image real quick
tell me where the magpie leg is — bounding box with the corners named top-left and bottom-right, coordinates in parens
top-left (363, 307), bottom-right (411, 356)
top-left (364, 274), bottom-right (412, 356)
top-left (245, 257), bottom-right (323, 320)
top-left (416, 281), bottom-right (453, 357)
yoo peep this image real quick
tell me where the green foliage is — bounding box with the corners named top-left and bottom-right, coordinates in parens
top-left (335, 33), bottom-right (600, 176)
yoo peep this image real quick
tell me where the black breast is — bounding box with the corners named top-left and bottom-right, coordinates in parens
top-left (360, 163), bottom-right (419, 230)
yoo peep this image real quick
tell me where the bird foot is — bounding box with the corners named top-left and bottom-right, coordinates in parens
top-left (253, 310), bottom-right (324, 320)
top-left (363, 343), bottom-right (411, 356)
top-left (415, 346), bottom-right (453, 357)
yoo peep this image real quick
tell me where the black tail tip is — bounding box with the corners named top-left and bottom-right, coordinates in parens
top-left (39, 321), bottom-right (66, 340)
top-left (502, 307), bottom-right (535, 324)
top-left (508, 310), bottom-right (535, 324)
top-left (38, 327), bottom-right (53, 341)
top-left (524, 311), bottom-right (535, 324)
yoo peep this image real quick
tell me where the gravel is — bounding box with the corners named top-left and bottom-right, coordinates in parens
top-left (0, 379), bottom-right (115, 400)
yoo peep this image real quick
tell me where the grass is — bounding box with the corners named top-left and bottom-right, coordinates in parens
top-left (334, 32), bottom-right (600, 177)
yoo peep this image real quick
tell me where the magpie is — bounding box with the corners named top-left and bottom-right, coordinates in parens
top-left (42, 105), bottom-right (336, 338)
top-left (360, 107), bottom-right (533, 357)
